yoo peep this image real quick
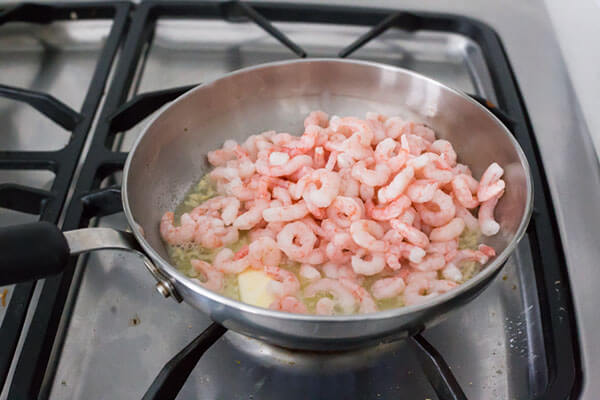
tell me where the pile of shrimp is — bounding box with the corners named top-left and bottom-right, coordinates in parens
top-left (160, 111), bottom-right (505, 315)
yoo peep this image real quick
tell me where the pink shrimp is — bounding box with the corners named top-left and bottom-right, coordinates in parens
top-left (442, 263), bottom-right (463, 282)
top-left (190, 260), bottom-right (224, 292)
top-left (400, 121), bottom-right (436, 142)
top-left (262, 201), bottom-right (309, 223)
top-left (371, 275), bottom-right (406, 300)
top-left (366, 113), bottom-right (387, 143)
top-left (284, 125), bottom-right (322, 155)
top-left (194, 196), bottom-right (240, 225)
top-left (383, 117), bottom-right (405, 139)
top-left (300, 216), bottom-right (327, 237)
top-left (331, 117), bottom-right (374, 146)
top-left (321, 263), bottom-right (361, 281)
top-left (276, 221), bottom-right (317, 261)
top-left (396, 206), bottom-right (420, 227)
top-left (408, 152), bottom-right (437, 170)
top-left (340, 133), bottom-right (374, 160)
top-left (377, 166), bottom-right (414, 204)
top-left (264, 265), bottom-right (301, 297)
top-left (478, 191), bottom-right (503, 236)
top-left (404, 279), bottom-right (457, 306)
top-left (366, 111), bottom-right (387, 124)
top-left (270, 133), bottom-right (295, 147)
top-left (479, 244), bottom-right (496, 258)
top-left (336, 168), bottom-right (360, 197)
top-left (248, 236), bottom-right (282, 267)
top-left (430, 139), bottom-right (457, 167)
top-left (441, 247), bottom-right (490, 282)
top-left (410, 253), bottom-right (446, 272)
top-left (390, 219), bottom-right (429, 248)
top-left (222, 177), bottom-right (255, 201)
top-left (383, 228), bottom-right (407, 245)
top-left (209, 165), bottom-right (240, 183)
top-left (304, 110), bottom-right (329, 128)
top-left (454, 200), bottom-right (480, 231)
top-left (406, 179), bottom-right (439, 203)
top-left (477, 162), bottom-right (505, 202)
top-left (366, 195), bottom-right (411, 221)
top-left (233, 159), bottom-right (256, 180)
top-left (340, 278), bottom-right (377, 313)
top-left (452, 175), bottom-right (479, 209)
top-left (305, 199), bottom-right (327, 220)
top-left (374, 137), bottom-right (409, 173)
top-left (255, 151), bottom-right (313, 177)
top-left (395, 242), bottom-right (426, 264)
top-left (421, 162), bottom-right (454, 184)
top-left (351, 158), bottom-right (391, 187)
top-left (214, 247), bottom-right (251, 274)
top-left (249, 228), bottom-right (276, 242)
top-left (302, 169), bottom-right (341, 208)
top-left (385, 246), bottom-right (405, 270)
top-left (415, 189), bottom-right (456, 227)
top-left (326, 232), bottom-right (359, 264)
top-left (334, 152), bottom-right (355, 169)
top-left (420, 223), bottom-right (433, 236)
top-left (385, 232), bottom-right (423, 262)
top-left (359, 183), bottom-right (375, 203)
top-left (426, 239), bottom-right (458, 255)
top-left (321, 218), bottom-right (344, 236)
top-left (460, 173), bottom-right (479, 192)
top-left (429, 217), bottom-right (465, 242)
top-left (315, 297), bottom-right (335, 315)
top-left (304, 278), bottom-right (357, 314)
top-left (325, 150), bottom-right (338, 171)
top-left (445, 246), bottom-right (491, 266)
top-left (313, 146), bottom-right (326, 168)
top-left (350, 219), bottom-right (387, 252)
top-left (213, 226), bottom-right (239, 248)
top-left (207, 139), bottom-right (238, 166)
top-left (326, 196), bottom-right (364, 228)
top-left (351, 249), bottom-right (386, 276)
top-left (241, 135), bottom-right (263, 160)
top-left (403, 270), bottom-right (436, 284)
top-left (453, 163), bottom-right (471, 176)
top-left (272, 186), bottom-right (292, 206)
top-left (303, 243), bottom-right (327, 265)
top-left (191, 215), bottom-right (239, 249)
top-left (400, 134), bottom-right (430, 156)
top-left (160, 212), bottom-right (197, 245)
top-left (266, 221), bottom-right (285, 235)
top-left (269, 296), bottom-right (308, 314)
top-left (233, 199), bottom-right (269, 230)
top-left (299, 264), bottom-right (321, 281)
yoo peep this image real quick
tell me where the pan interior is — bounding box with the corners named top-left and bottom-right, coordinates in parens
top-left (125, 60), bottom-right (529, 283)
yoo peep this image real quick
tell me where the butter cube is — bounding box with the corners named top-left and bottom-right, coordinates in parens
top-left (238, 269), bottom-right (275, 308)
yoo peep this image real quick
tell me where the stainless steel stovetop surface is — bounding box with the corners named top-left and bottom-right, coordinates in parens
top-left (1, 1), bottom-right (599, 399)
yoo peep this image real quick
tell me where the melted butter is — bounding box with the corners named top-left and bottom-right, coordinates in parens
top-left (166, 174), bottom-right (485, 313)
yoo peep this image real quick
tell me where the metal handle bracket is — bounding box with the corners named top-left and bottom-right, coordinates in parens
top-left (64, 228), bottom-right (183, 302)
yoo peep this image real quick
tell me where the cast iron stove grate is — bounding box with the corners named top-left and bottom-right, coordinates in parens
top-left (0, 1), bottom-right (129, 393)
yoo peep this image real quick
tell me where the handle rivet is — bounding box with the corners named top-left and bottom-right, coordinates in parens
top-left (155, 282), bottom-right (171, 298)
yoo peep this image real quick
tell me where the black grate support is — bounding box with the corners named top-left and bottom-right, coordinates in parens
top-left (0, 1), bottom-right (130, 395)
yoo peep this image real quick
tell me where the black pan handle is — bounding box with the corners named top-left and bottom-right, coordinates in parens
top-left (0, 221), bottom-right (70, 285)
top-left (0, 223), bottom-right (183, 300)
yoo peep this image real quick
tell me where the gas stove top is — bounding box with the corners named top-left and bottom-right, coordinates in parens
top-left (1, 1), bottom-right (596, 399)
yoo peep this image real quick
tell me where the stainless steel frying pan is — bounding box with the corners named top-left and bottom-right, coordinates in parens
top-left (0, 59), bottom-right (532, 350)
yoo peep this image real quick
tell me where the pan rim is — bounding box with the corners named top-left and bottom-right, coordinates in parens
top-left (122, 57), bottom-right (533, 323)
